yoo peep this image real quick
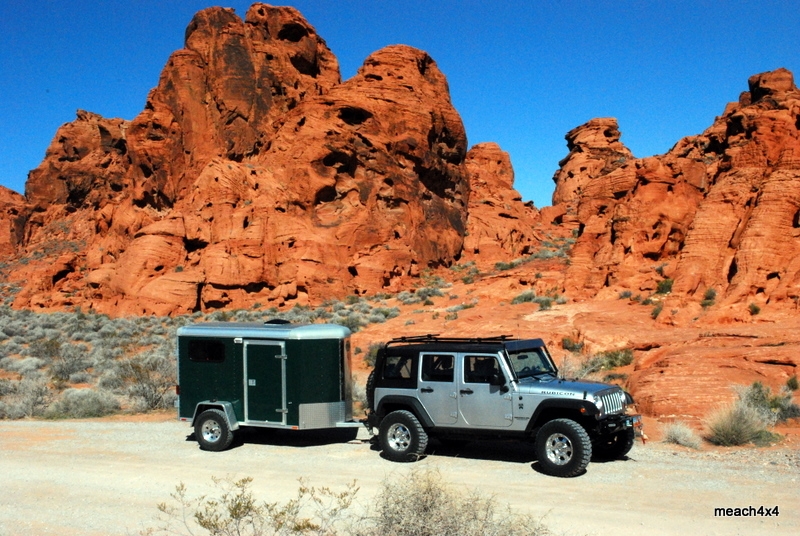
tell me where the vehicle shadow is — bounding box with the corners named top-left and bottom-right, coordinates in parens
top-left (420, 438), bottom-right (538, 464)
top-left (186, 427), bottom-right (361, 450)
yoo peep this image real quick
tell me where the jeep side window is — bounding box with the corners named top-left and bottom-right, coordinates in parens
top-left (464, 355), bottom-right (500, 384)
top-left (421, 354), bottom-right (454, 382)
top-left (383, 354), bottom-right (413, 379)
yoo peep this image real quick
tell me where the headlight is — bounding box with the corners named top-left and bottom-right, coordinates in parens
top-left (594, 398), bottom-right (604, 411)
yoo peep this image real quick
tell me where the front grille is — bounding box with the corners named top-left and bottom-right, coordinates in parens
top-left (600, 389), bottom-right (625, 415)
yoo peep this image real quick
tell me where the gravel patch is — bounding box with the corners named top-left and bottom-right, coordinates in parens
top-left (0, 418), bottom-right (797, 536)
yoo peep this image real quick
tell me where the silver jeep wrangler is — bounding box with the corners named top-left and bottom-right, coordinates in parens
top-left (366, 335), bottom-right (643, 477)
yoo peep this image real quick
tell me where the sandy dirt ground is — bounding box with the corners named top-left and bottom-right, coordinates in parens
top-left (0, 415), bottom-right (797, 536)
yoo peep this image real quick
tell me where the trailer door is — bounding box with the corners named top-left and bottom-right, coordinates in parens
top-left (244, 341), bottom-right (286, 424)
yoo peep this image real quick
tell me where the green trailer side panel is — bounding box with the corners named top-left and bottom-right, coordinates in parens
top-left (245, 342), bottom-right (284, 423)
top-left (178, 337), bottom-right (243, 420)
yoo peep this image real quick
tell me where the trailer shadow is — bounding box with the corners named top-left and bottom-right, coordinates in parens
top-left (185, 427), bottom-right (361, 450)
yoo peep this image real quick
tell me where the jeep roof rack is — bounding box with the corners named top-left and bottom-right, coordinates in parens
top-left (385, 333), bottom-right (515, 348)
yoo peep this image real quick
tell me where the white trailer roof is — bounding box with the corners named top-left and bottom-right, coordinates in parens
top-left (177, 322), bottom-right (351, 340)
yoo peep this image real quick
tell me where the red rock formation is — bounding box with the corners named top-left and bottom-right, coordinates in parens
top-left (0, 186), bottom-right (27, 258)
top-left (462, 142), bottom-right (540, 264)
top-left (560, 68), bottom-right (800, 320)
top-left (551, 118), bottom-right (635, 206)
top-left (6, 4), bottom-right (481, 315)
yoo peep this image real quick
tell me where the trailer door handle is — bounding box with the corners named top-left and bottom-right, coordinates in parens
top-left (420, 387), bottom-right (434, 393)
top-left (460, 388), bottom-right (473, 395)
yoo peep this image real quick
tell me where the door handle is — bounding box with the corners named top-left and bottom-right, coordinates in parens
top-left (459, 388), bottom-right (473, 395)
top-left (420, 387), bottom-right (434, 393)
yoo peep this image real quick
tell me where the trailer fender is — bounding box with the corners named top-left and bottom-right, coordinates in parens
top-left (191, 401), bottom-right (240, 431)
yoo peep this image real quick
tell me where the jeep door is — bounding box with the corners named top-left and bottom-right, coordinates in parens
top-left (417, 353), bottom-right (458, 424)
top-left (457, 353), bottom-right (513, 427)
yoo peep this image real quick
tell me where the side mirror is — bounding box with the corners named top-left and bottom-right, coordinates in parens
top-left (490, 374), bottom-right (506, 387)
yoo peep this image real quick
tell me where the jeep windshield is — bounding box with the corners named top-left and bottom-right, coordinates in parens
top-left (507, 346), bottom-right (557, 380)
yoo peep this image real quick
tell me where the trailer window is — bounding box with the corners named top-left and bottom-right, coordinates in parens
top-left (188, 339), bottom-right (226, 363)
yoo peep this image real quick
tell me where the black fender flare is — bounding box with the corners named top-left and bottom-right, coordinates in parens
top-left (525, 399), bottom-right (598, 434)
top-left (376, 395), bottom-right (435, 429)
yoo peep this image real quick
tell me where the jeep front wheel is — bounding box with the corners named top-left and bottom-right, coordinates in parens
top-left (379, 410), bottom-right (428, 462)
top-left (195, 409), bottom-right (234, 452)
top-left (535, 418), bottom-right (591, 477)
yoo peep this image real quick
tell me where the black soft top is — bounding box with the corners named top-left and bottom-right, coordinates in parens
top-left (384, 334), bottom-right (546, 355)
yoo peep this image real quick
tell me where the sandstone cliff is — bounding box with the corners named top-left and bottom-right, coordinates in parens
top-left (559, 68), bottom-right (800, 322)
top-left (3, 4), bottom-right (537, 315)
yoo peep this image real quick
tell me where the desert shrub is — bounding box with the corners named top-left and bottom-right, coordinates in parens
top-left (143, 471), bottom-right (550, 536)
top-left (737, 381), bottom-right (800, 423)
top-left (364, 343), bottom-right (384, 368)
top-left (701, 288), bottom-right (716, 308)
top-left (596, 348), bottom-right (634, 368)
top-left (1, 373), bottom-right (50, 418)
top-left (0, 341), bottom-right (23, 358)
top-left (573, 348), bottom-right (633, 378)
top-left (561, 337), bottom-right (584, 353)
top-left (534, 297), bottom-right (553, 311)
top-left (748, 303), bottom-right (761, 315)
top-left (511, 291), bottom-right (536, 305)
top-left (44, 388), bottom-right (120, 419)
top-left (50, 343), bottom-right (90, 382)
top-left (1, 357), bottom-right (46, 375)
top-left (27, 337), bottom-right (61, 360)
top-left (331, 312), bottom-right (366, 332)
top-left (706, 401), bottom-right (770, 446)
top-left (618, 290), bottom-right (633, 300)
top-left (68, 372), bottom-right (93, 384)
top-left (97, 367), bottom-right (124, 390)
top-left (396, 291), bottom-right (416, 305)
top-left (787, 375), bottom-right (799, 391)
top-left (145, 476), bottom-right (359, 536)
top-left (416, 287), bottom-right (443, 300)
top-left (371, 307), bottom-right (400, 321)
top-left (651, 303), bottom-right (663, 319)
top-left (362, 469), bottom-right (550, 536)
top-left (656, 278), bottom-right (673, 294)
top-left (119, 347), bottom-right (176, 411)
top-left (663, 421), bottom-right (702, 449)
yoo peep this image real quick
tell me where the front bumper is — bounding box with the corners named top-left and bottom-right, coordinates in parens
top-left (599, 413), bottom-right (644, 437)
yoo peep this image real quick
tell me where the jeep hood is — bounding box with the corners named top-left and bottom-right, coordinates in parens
top-left (516, 376), bottom-right (619, 398)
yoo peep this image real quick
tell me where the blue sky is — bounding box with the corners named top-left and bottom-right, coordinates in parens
top-left (0, 1), bottom-right (797, 208)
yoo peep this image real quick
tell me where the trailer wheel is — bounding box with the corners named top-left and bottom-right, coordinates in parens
top-left (195, 409), bottom-right (234, 451)
top-left (379, 410), bottom-right (428, 462)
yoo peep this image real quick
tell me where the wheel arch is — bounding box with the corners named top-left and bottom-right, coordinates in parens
top-left (375, 395), bottom-right (435, 429)
top-left (526, 400), bottom-right (596, 435)
top-left (192, 401), bottom-right (240, 431)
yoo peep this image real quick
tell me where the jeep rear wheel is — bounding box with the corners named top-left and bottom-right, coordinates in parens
top-left (593, 428), bottom-right (635, 460)
top-left (535, 418), bottom-right (591, 477)
top-left (195, 409), bottom-right (234, 452)
top-left (379, 410), bottom-right (428, 462)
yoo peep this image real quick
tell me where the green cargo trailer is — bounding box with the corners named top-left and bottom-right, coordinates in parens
top-left (176, 321), bottom-right (359, 451)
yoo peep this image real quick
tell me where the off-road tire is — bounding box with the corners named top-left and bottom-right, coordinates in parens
top-left (379, 409), bottom-right (428, 462)
top-left (535, 418), bottom-right (592, 477)
top-left (195, 409), bottom-right (234, 452)
top-left (593, 428), bottom-right (635, 461)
